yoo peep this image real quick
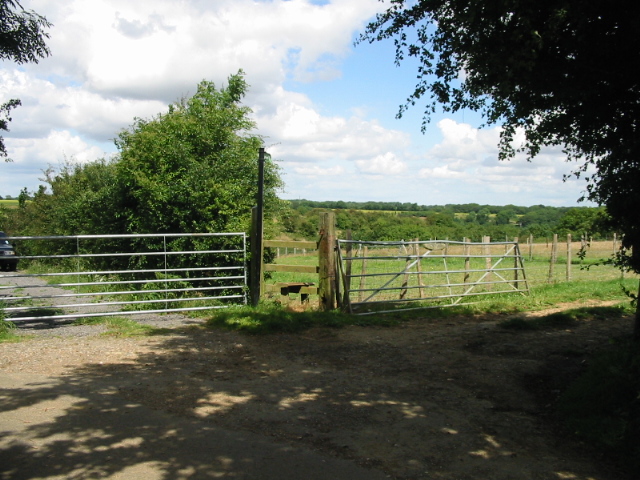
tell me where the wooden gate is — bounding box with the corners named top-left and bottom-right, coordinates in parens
top-left (337, 239), bottom-right (529, 315)
top-left (250, 212), bottom-right (337, 311)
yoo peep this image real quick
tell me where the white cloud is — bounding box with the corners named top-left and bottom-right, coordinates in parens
top-left (418, 165), bottom-right (468, 179)
top-left (418, 119), bottom-right (585, 196)
top-left (293, 164), bottom-right (345, 176)
top-left (28, 0), bottom-right (382, 101)
top-left (6, 130), bottom-right (107, 166)
top-left (1, 70), bottom-right (167, 143)
top-left (258, 89), bottom-right (412, 165)
top-left (356, 152), bottom-right (407, 175)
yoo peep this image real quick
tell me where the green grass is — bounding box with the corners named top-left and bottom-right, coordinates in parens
top-left (477, 277), bottom-right (638, 313)
top-left (207, 302), bottom-right (400, 334)
top-left (0, 319), bottom-right (20, 342)
top-left (72, 316), bottom-right (173, 337)
top-left (206, 277), bottom-right (637, 335)
top-left (0, 199), bottom-right (19, 209)
top-left (0, 305), bottom-right (21, 342)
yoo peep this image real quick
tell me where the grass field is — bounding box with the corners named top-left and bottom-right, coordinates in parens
top-left (0, 199), bottom-right (19, 209)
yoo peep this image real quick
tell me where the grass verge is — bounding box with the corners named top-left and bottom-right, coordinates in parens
top-left (73, 316), bottom-right (172, 337)
top-left (0, 319), bottom-right (20, 343)
top-left (207, 278), bottom-right (637, 334)
top-left (207, 302), bottom-right (400, 334)
top-left (0, 304), bottom-right (21, 343)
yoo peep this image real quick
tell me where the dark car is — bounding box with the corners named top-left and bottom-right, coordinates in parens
top-left (0, 231), bottom-right (18, 272)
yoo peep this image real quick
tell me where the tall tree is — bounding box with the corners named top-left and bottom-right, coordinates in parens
top-left (9, 72), bottom-right (283, 272)
top-left (0, 0), bottom-right (52, 159)
top-left (114, 71), bottom-right (282, 236)
top-left (360, 0), bottom-right (640, 338)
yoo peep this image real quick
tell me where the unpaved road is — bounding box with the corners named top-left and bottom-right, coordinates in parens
top-left (0, 304), bottom-right (634, 480)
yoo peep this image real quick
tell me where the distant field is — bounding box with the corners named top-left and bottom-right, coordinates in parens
top-left (0, 199), bottom-right (18, 209)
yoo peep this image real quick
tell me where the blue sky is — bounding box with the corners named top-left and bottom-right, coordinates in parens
top-left (0, 0), bottom-right (593, 207)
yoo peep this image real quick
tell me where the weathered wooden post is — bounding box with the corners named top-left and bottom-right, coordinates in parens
top-left (318, 211), bottom-right (337, 311)
top-left (513, 237), bottom-right (519, 290)
top-left (566, 234), bottom-right (572, 282)
top-left (359, 246), bottom-right (368, 303)
top-left (415, 239), bottom-right (425, 298)
top-left (343, 230), bottom-right (353, 310)
top-left (463, 237), bottom-right (471, 285)
top-left (249, 148), bottom-right (265, 306)
top-left (547, 233), bottom-right (558, 283)
top-left (250, 206), bottom-right (264, 306)
top-left (483, 235), bottom-right (492, 290)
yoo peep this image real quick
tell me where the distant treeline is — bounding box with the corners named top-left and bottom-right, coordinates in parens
top-left (280, 200), bottom-right (613, 242)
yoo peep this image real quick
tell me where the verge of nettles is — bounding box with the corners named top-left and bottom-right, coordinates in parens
top-left (557, 336), bottom-right (640, 476)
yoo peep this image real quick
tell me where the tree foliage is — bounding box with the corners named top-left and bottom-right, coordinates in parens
top-left (279, 201), bottom-right (610, 243)
top-left (0, 0), bottom-right (52, 159)
top-left (113, 72), bottom-right (282, 235)
top-left (8, 72), bottom-right (283, 270)
top-left (360, 0), bottom-right (639, 265)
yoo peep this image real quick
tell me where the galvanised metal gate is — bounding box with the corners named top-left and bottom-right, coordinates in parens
top-left (337, 239), bottom-right (529, 315)
top-left (0, 233), bottom-right (247, 324)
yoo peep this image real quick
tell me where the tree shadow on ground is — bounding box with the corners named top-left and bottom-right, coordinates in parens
top-left (0, 315), bottom-right (631, 480)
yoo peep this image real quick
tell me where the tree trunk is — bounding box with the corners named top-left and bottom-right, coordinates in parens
top-left (635, 279), bottom-right (640, 341)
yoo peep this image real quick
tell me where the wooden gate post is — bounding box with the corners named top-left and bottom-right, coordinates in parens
top-left (249, 206), bottom-right (264, 306)
top-left (318, 211), bottom-right (337, 311)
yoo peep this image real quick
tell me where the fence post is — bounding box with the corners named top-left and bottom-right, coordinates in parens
top-left (483, 236), bottom-right (492, 290)
top-left (513, 237), bottom-right (519, 290)
top-left (566, 234), bottom-right (572, 282)
top-left (547, 233), bottom-right (558, 283)
top-left (359, 246), bottom-right (368, 303)
top-left (415, 239), bottom-right (425, 298)
top-left (343, 230), bottom-right (353, 309)
top-left (318, 211), bottom-right (337, 311)
top-left (250, 206), bottom-right (264, 306)
top-left (463, 237), bottom-right (470, 285)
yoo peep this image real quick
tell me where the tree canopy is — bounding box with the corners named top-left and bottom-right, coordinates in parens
top-left (0, 0), bottom-right (52, 159)
top-left (360, 0), bottom-right (640, 335)
top-left (360, 0), bottom-right (639, 256)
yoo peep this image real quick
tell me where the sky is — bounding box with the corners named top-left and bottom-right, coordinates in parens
top-left (0, 0), bottom-right (594, 207)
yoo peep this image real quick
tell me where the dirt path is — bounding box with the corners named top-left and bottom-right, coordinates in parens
top-left (0, 305), bottom-right (633, 479)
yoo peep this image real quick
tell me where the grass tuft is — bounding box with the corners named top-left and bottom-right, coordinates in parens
top-left (0, 305), bottom-right (21, 343)
top-left (73, 316), bottom-right (167, 337)
top-left (207, 303), bottom-right (398, 334)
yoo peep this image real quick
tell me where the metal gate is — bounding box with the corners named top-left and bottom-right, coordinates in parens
top-left (0, 233), bottom-right (247, 324)
top-left (337, 239), bottom-right (529, 315)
